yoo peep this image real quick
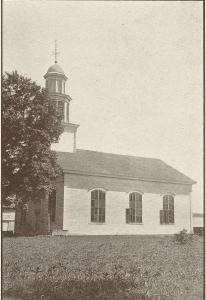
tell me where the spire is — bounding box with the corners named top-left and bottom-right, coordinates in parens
top-left (53, 40), bottom-right (60, 64)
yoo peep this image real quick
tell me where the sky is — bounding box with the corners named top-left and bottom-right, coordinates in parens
top-left (3, 1), bottom-right (203, 212)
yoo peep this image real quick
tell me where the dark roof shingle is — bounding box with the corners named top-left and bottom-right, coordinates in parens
top-left (57, 149), bottom-right (195, 185)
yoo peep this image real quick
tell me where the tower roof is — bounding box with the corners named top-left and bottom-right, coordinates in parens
top-left (47, 63), bottom-right (64, 74)
top-left (44, 63), bottom-right (67, 80)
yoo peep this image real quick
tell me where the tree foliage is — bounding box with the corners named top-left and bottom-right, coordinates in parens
top-left (2, 71), bottom-right (63, 204)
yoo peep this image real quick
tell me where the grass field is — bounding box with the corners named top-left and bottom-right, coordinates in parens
top-left (2, 235), bottom-right (204, 300)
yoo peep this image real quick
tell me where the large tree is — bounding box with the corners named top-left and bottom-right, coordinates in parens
top-left (2, 71), bottom-right (63, 205)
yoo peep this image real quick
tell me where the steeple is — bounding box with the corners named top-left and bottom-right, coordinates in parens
top-left (44, 43), bottom-right (79, 152)
top-left (53, 40), bottom-right (59, 64)
top-left (44, 42), bottom-right (70, 122)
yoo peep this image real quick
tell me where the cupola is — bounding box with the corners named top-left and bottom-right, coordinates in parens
top-left (44, 42), bottom-right (79, 153)
top-left (44, 63), bottom-right (67, 94)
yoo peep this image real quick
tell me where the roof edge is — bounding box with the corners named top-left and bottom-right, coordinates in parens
top-left (61, 169), bottom-right (196, 185)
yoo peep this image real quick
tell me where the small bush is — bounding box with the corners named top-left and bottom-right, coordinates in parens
top-left (174, 229), bottom-right (193, 244)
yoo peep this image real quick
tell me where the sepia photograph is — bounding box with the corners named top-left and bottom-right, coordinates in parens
top-left (2, 1), bottom-right (204, 299)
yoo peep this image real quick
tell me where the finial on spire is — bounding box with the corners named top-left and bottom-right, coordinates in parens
top-left (53, 40), bottom-right (60, 64)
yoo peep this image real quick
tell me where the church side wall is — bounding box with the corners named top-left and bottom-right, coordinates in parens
top-left (193, 216), bottom-right (204, 227)
top-left (62, 173), bottom-right (192, 235)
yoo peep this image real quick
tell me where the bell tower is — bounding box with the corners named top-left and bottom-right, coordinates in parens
top-left (44, 42), bottom-right (79, 152)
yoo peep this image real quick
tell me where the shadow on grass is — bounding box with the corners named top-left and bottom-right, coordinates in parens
top-left (5, 278), bottom-right (150, 300)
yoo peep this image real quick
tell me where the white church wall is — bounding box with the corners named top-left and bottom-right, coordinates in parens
top-left (63, 186), bottom-right (191, 235)
top-left (193, 215), bottom-right (204, 227)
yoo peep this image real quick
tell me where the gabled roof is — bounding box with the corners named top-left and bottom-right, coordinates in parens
top-left (57, 149), bottom-right (196, 185)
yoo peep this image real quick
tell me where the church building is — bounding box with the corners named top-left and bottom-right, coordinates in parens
top-left (27, 59), bottom-right (196, 236)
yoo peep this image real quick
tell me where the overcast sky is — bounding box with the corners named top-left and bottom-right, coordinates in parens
top-left (3, 1), bottom-right (203, 212)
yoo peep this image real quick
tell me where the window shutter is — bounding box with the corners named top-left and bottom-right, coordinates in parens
top-left (166, 210), bottom-right (170, 224)
top-left (169, 210), bottom-right (174, 224)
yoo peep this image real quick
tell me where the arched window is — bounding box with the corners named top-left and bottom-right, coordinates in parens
top-left (91, 189), bottom-right (105, 223)
top-left (48, 78), bottom-right (56, 93)
top-left (57, 79), bottom-right (62, 93)
top-left (160, 195), bottom-right (174, 224)
top-left (126, 192), bottom-right (142, 223)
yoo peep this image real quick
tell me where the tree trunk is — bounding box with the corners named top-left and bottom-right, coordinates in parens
top-left (40, 191), bottom-right (50, 235)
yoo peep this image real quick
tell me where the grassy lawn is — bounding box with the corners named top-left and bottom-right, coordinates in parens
top-left (2, 235), bottom-right (203, 300)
